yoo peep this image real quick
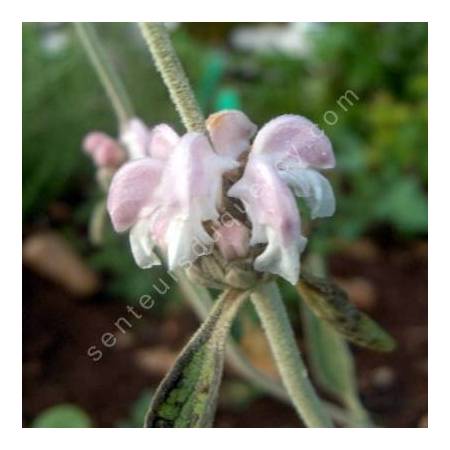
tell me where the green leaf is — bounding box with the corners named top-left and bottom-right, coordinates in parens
top-left (145, 289), bottom-right (248, 428)
top-left (32, 404), bottom-right (92, 428)
top-left (298, 273), bottom-right (396, 352)
top-left (301, 304), bottom-right (372, 427)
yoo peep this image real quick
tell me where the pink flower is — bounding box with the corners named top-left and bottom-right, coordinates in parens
top-left (229, 114), bottom-right (336, 284)
top-left (104, 110), bottom-right (335, 285)
top-left (229, 158), bottom-right (307, 283)
top-left (107, 111), bottom-right (256, 270)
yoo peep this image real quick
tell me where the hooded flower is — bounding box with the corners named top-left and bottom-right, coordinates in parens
top-left (228, 114), bottom-right (336, 284)
top-left (107, 111), bottom-right (256, 271)
top-left (104, 110), bottom-right (335, 286)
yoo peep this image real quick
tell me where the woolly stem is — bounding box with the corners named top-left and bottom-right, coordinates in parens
top-left (74, 22), bottom-right (134, 127)
top-left (251, 282), bottom-right (334, 427)
top-left (138, 22), bottom-right (206, 133)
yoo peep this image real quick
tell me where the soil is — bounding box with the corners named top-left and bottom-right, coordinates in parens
top-left (22, 242), bottom-right (427, 428)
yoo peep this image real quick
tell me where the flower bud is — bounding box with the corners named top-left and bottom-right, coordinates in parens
top-left (214, 220), bottom-right (250, 261)
top-left (83, 132), bottom-right (125, 168)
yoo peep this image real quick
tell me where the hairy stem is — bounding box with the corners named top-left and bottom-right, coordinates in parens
top-left (251, 282), bottom-right (334, 427)
top-left (138, 22), bottom-right (206, 133)
top-left (74, 22), bottom-right (134, 127)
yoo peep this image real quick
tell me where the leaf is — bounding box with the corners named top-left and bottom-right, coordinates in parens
top-left (145, 289), bottom-right (248, 428)
top-left (32, 404), bottom-right (92, 428)
top-left (302, 304), bottom-right (356, 397)
top-left (301, 304), bottom-right (373, 427)
top-left (298, 272), bottom-right (396, 352)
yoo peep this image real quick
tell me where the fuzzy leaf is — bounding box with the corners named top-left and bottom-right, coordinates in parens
top-left (298, 272), bottom-right (396, 352)
top-left (300, 303), bottom-right (373, 427)
top-left (145, 289), bottom-right (248, 428)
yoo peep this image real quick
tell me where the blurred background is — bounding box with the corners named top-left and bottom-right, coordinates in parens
top-left (22, 22), bottom-right (427, 428)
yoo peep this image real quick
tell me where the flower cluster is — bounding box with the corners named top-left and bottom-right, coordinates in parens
top-left (86, 110), bottom-right (335, 285)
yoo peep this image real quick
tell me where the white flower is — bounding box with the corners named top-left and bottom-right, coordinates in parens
top-left (107, 112), bottom-right (256, 270)
top-left (106, 112), bottom-right (336, 285)
top-left (229, 114), bottom-right (336, 284)
top-left (229, 157), bottom-right (307, 284)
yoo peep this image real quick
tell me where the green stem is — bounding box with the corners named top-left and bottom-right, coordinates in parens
top-left (74, 22), bottom-right (134, 127)
top-left (251, 282), bottom-right (334, 427)
top-left (138, 22), bottom-right (206, 133)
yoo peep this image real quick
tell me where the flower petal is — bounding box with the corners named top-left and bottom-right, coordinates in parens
top-left (280, 168), bottom-right (336, 218)
top-left (165, 212), bottom-right (213, 269)
top-left (152, 132), bottom-right (239, 269)
top-left (252, 115), bottom-right (335, 169)
top-left (120, 118), bottom-right (152, 159)
top-left (107, 158), bottom-right (164, 232)
top-left (148, 124), bottom-right (179, 161)
top-left (206, 110), bottom-right (257, 159)
top-left (228, 157), bottom-right (306, 284)
top-left (254, 226), bottom-right (307, 285)
top-left (129, 219), bottom-right (161, 268)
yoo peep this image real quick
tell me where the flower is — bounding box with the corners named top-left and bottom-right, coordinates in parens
top-left (228, 114), bottom-right (336, 284)
top-left (107, 112), bottom-right (256, 271)
top-left (229, 157), bottom-right (307, 284)
top-left (105, 110), bottom-right (335, 285)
